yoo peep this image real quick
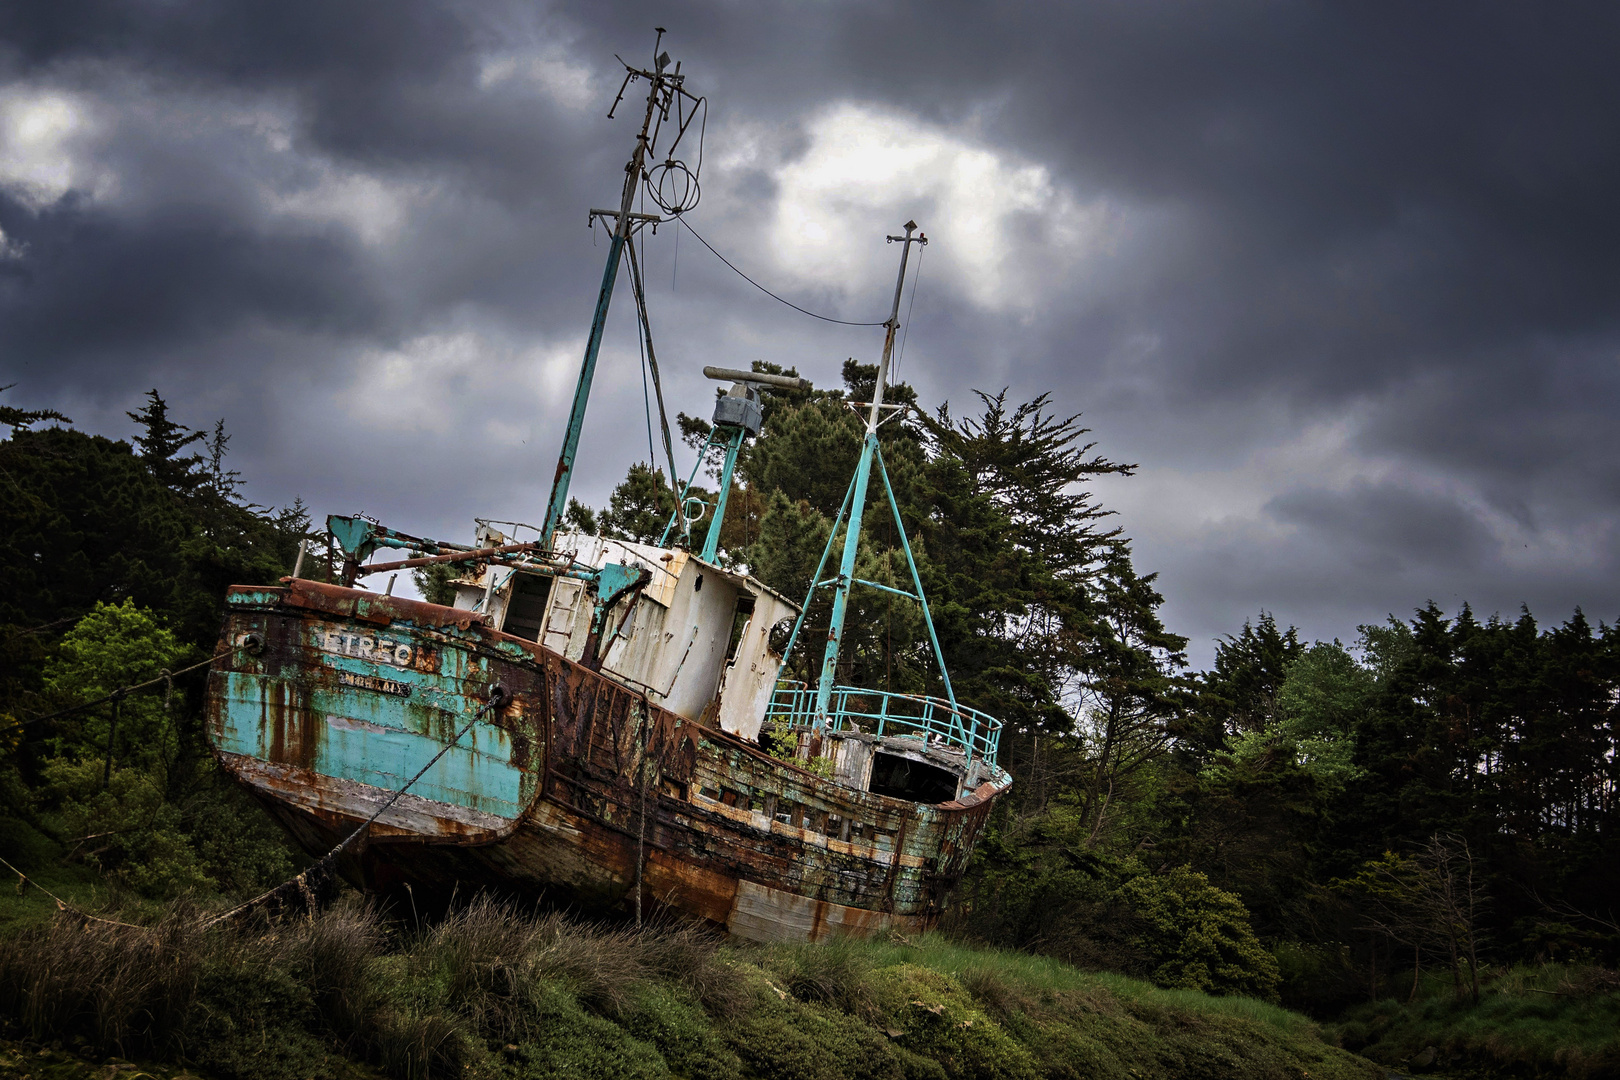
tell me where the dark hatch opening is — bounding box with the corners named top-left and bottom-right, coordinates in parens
top-left (725, 594), bottom-right (756, 665)
top-left (867, 752), bottom-right (958, 803)
top-left (502, 573), bottom-right (553, 641)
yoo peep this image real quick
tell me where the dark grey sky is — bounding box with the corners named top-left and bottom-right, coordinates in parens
top-left (4, 1), bottom-right (1619, 665)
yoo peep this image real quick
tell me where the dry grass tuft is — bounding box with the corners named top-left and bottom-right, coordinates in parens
top-left (636, 918), bottom-right (748, 1018)
top-left (767, 936), bottom-right (878, 1019)
top-left (0, 906), bottom-right (214, 1055)
top-left (372, 1007), bottom-right (474, 1080)
top-left (281, 895), bottom-right (389, 1035)
top-left (959, 962), bottom-right (1036, 1019)
top-left (415, 896), bottom-right (545, 1038)
top-left (410, 896), bottom-right (737, 1030)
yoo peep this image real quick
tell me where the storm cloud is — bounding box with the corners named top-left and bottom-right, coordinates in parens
top-left (4, 1), bottom-right (1619, 662)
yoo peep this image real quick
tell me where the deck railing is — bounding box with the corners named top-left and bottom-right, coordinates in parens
top-left (764, 681), bottom-right (1002, 765)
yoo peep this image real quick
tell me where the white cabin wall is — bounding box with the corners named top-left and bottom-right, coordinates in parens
top-left (598, 594), bottom-right (669, 688)
top-left (444, 530), bottom-right (800, 730)
top-left (652, 563), bottom-right (742, 720)
top-left (451, 567), bottom-right (511, 624)
top-left (716, 592), bottom-right (795, 740)
top-left (538, 577), bottom-right (588, 659)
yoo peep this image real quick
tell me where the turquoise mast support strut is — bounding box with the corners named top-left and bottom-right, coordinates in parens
top-left (875, 442), bottom-right (955, 711)
top-left (701, 425), bottom-right (747, 562)
top-left (659, 428), bottom-right (719, 548)
top-left (543, 235), bottom-right (628, 544)
top-left (814, 433), bottom-right (876, 722)
top-left (541, 44), bottom-right (686, 546)
top-left (658, 368), bottom-right (808, 553)
top-left (777, 469), bottom-right (858, 662)
top-left (656, 421), bottom-right (747, 559)
top-left (813, 222), bottom-right (927, 726)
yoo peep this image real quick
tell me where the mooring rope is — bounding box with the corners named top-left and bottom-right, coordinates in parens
top-left (0, 855), bottom-right (149, 930)
top-left (3, 682), bottom-right (511, 931)
top-left (2, 649), bottom-right (231, 735)
top-left (199, 685), bottom-right (509, 928)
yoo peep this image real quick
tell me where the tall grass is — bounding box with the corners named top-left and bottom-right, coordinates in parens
top-left (0, 895), bottom-right (734, 1079)
top-left (411, 896), bottom-right (731, 1025)
top-left (0, 904), bottom-right (209, 1052)
top-left (1330, 962), bottom-right (1620, 1078)
top-left (0, 897), bottom-right (1381, 1080)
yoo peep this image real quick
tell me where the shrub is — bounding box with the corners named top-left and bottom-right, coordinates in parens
top-left (1117, 865), bottom-right (1282, 1001)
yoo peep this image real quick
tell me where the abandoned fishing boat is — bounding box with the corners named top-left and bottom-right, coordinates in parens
top-left (204, 37), bottom-right (1011, 942)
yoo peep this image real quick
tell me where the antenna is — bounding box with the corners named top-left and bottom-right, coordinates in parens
top-left (866, 221), bottom-right (926, 434)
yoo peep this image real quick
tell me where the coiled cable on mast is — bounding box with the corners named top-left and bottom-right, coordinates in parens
top-left (646, 157), bottom-right (701, 216)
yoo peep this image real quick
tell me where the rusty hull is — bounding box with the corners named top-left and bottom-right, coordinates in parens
top-left (207, 580), bottom-right (1002, 942)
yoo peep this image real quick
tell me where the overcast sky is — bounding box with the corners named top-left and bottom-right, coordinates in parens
top-left (4, 2), bottom-right (1618, 666)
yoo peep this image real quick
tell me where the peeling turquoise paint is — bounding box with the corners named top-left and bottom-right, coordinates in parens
top-left (212, 607), bottom-right (530, 822)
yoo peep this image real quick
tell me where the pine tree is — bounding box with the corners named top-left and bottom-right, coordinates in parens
top-left (599, 464), bottom-right (681, 544)
top-left (0, 384), bottom-right (71, 433)
top-left (126, 389), bottom-right (204, 492)
top-left (1067, 548), bottom-right (1190, 840)
top-left (205, 419), bottom-right (244, 502)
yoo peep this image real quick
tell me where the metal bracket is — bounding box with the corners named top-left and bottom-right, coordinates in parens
top-left (589, 208), bottom-right (663, 233)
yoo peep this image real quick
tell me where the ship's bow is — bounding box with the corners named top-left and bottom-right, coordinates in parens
top-left (207, 582), bottom-right (540, 858)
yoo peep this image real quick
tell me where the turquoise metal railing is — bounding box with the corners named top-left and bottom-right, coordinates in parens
top-left (765, 680), bottom-right (1002, 765)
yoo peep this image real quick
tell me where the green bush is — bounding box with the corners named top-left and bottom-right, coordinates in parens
top-left (17, 600), bottom-right (297, 900)
top-left (960, 810), bottom-right (1281, 1002)
top-left (1118, 864), bottom-right (1282, 1000)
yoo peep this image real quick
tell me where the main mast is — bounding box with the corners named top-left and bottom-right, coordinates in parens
top-left (541, 31), bottom-right (692, 545)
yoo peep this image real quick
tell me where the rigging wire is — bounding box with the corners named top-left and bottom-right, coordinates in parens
top-left (623, 229), bottom-right (681, 493)
top-left (2, 648), bottom-right (227, 733)
top-left (673, 216), bottom-right (888, 327)
top-left (893, 239), bottom-right (925, 385)
top-left (635, 191), bottom-right (657, 468)
top-left (636, 273), bottom-right (656, 469)
top-left (199, 690), bottom-right (509, 930)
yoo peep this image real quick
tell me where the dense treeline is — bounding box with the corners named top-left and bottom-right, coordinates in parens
top-left (1, 388), bottom-right (309, 897)
top-left (2, 377), bottom-right (1616, 1054)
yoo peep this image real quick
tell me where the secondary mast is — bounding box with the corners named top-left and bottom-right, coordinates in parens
top-left (810, 222), bottom-right (957, 724)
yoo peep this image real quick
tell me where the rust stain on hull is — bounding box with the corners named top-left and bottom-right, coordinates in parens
top-left (207, 582), bottom-right (1008, 942)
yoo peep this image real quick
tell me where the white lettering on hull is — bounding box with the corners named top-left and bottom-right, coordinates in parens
top-left (317, 630), bottom-right (415, 668)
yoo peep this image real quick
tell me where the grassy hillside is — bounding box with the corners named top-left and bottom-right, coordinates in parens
top-left (0, 895), bottom-right (1379, 1080)
top-left (1330, 965), bottom-right (1620, 1079)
